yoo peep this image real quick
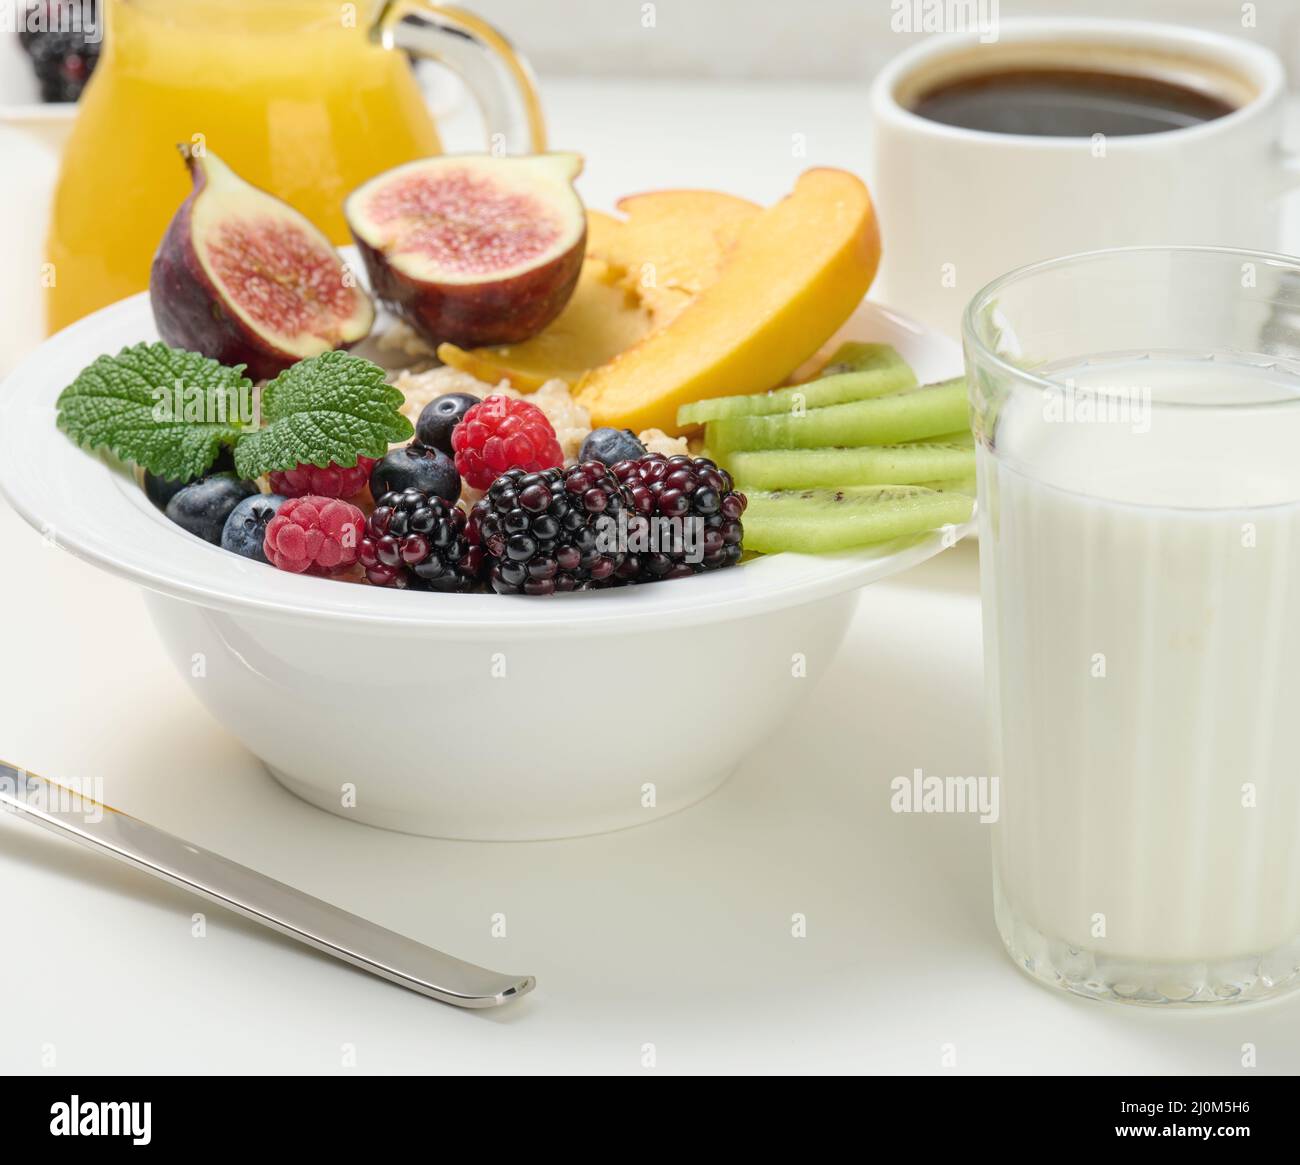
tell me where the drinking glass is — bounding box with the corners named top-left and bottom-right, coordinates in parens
top-left (964, 246), bottom-right (1300, 1005)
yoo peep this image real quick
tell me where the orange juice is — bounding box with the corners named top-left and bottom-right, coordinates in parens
top-left (46, 0), bottom-right (443, 332)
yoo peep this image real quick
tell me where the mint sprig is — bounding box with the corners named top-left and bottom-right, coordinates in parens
top-left (56, 346), bottom-right (414, 485)
top-left (56, 343), bottom-right (249, 482)
top-left (233, 350), bottom-right (413, 480)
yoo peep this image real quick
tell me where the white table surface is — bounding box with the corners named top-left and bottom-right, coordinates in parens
top-left (3, 77), bottom-right (1300, 1075)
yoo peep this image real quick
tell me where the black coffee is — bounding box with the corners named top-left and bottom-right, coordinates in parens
top-left (911, 67), bottom-right (1237, 137)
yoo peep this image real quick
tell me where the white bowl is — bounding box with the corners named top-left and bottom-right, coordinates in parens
top-left (0, 291), bottom-right (969, 839)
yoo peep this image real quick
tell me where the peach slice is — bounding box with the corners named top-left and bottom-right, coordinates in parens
top-left (437, 257), bottom-right (654, 390)
top-left (346, 153), bottom-right (586, 348)
top-left (437, 191), bottom-right (760, 388)
top-left (587, 190), bottom-right (760, 326)
top-left (575, 169), bottom-right (882, 435)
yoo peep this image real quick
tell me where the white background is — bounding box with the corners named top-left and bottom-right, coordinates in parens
top-left (469, 0), bottom-right (1299, 84)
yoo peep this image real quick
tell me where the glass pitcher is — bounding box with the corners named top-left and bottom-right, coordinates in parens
top-left (45, 0), bottom-right (546, 332)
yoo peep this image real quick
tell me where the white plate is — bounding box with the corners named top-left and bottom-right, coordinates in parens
top-left (0, 290), bottom-right (969, 637)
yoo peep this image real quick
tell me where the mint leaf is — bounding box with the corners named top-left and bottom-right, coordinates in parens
top-left (56, 343), bottom-right (250, 482)
top-left (233, 350), bottom-right (413, 480)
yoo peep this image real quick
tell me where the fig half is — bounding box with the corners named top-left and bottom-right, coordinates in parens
top-left (345, 153), bottom-right (587, 348)
top-left (151, 148), bottom-right (375, 380)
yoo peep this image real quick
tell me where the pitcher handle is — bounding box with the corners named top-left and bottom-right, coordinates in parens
top-left (371, 2), bottom-right (547, 154)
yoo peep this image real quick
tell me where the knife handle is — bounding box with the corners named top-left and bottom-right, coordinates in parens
top-left (0, 762), bottom-right (534, 1008)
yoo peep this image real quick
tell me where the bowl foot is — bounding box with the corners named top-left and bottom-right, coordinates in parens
top-left (263, 762), bottom-right (739, 842)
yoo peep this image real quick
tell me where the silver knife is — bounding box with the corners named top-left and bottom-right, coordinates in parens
top-left (0, 761), bottom-right (535, 1009)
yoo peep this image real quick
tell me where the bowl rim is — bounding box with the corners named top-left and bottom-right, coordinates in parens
top-left (0, 289), bottom-right (970, 636)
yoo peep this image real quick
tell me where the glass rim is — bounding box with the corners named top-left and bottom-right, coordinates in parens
top-left (961, 243), bottom-right (1300, 410)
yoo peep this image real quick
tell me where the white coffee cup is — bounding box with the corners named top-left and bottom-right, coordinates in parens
top-left (869, 18), bottom-right (1299, 339)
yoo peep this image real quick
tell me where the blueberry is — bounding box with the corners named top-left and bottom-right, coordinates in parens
top-left (220, 494), bottom-right (287, 564)
top-left (415, 392), bottom-right (480, 456)
top-left (579, 427), bottom-right (646, 467)
top-left (369, 443), bottom-right (461, 503)
top-left (164, 474), bottom-right (259, 544)
top-left (143, 446), bottom-right (236, 511)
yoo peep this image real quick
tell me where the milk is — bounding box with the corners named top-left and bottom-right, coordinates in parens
top-left (980, 354), bottom-right (1300, 992)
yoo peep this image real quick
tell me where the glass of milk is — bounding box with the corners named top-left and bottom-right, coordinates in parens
top-left (964, 246), bottom-right (1300, 1005)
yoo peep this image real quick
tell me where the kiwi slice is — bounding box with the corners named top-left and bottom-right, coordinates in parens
top-left (742, 486), bottom-right (973, 554)
top-left (914, 475), bottom-right (977, 496)
top-left (726, 442), bottom-right (974, 490)
top-left (677, 344), bottom-right (915, 427)
top-left (916, 429), bottom-right (974, 448)
top-left (817, 341), bottom-right (894, 376)
top-left (708, 377), bottom-right (968, 454)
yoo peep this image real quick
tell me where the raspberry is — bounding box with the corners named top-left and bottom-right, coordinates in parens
top-left (451, 394), bottom-right (563, 490)
top-left (611, 454), bottom-right (746, 581)
top-left (268, 456), bottom-right (377, 499)
top-left (360, 489), bottom-right (483, 592)
top-left (264, 496), bottom-right (366, 575)
top-left (478, 463), bottom-right (628, 595)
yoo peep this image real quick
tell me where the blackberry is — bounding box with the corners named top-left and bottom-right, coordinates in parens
top-left (20, 4), bottom-right (102, 103)
top-left (360, 489), bottom-right (482, 592)
top-left (479, 463), bottom-right (628, 595)
top-left (611, 454), bottom-right (747, 581)
top-left (465, 496), bottom-right (492, 579)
